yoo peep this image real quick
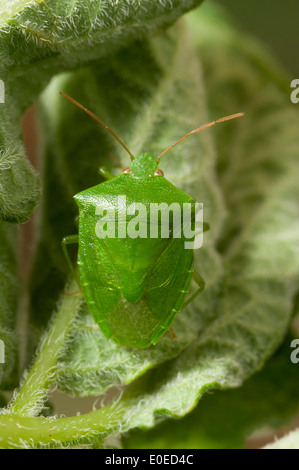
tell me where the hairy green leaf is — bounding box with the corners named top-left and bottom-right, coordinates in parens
top-left (7, 1), bottom-right (298, 447)
top-left (0, 0), bottom-right (204, 222)
top-left (61, 5), bottom-right (299, 434)
top-left (32, 19), bottom-right (223, 395)
top-left (123, 335), bottom-right (299, 449)
top-left (31, 1), bottom-right (299, 418)
top-left (0, 222), bottom-right (19, 388)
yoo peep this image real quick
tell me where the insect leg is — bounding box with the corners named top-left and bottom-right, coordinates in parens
top-left (182, 271), bottom-right (205, 308)
top-left (61, 234), bottom-right (80, 284)
top-left (98, 166), bottom-right (115, 180)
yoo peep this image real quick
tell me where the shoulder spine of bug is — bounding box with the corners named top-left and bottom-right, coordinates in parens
top-left (60, 92), bottom-right (244, 348)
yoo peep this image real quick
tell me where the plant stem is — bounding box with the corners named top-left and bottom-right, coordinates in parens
top-left (0, 278), bottom-right (137, 448)
top-left (0, 403), bottom-right (124, 448)
top-left (9, 279), bottom-right (83, 416)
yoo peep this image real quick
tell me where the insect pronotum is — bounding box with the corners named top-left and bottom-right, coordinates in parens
top-left (61, 92), bottom-right (244, 348)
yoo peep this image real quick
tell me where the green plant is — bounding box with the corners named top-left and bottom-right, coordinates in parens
top-left (0, 0), bottom-right (298, 449)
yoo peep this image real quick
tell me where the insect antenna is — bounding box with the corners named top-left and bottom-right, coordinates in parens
top-left (60, 92), bottom-right (135, 161)
top-left (156, 113), bottom-right (245, 163)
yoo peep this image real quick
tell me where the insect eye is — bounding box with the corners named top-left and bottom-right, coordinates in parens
top-left (154, 169), bottom-right (164, 177)
top-left (122, 167), bottom-right (130, 174)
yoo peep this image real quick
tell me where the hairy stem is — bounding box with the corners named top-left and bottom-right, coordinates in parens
top-left (9, 279), bottom-right (83, 416)
top-left (0, 403), bottom-right (123, 448)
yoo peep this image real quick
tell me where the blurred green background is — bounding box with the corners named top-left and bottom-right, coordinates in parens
top-left (221, 0), bottom-right (298, 76)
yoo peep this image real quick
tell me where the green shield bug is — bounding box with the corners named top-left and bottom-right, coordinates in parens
top-left (61, 92), bottom-right (244, 348)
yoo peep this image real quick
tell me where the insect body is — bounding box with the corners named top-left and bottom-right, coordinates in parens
top-left (61, 93), bottom-right (244, 348)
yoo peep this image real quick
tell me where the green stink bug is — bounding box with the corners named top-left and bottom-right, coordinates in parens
top-left (61, 93), bottom-right (244, 348)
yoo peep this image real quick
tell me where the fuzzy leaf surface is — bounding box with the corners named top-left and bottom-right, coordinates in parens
top-left (0, 0), bottom-right (204, 222)
top-left (0, 222), bottom-right (18, 388)
top-left (27, 2), bottom-right (299, 438)
top-left (33, 20), bottom-right (223, 395)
